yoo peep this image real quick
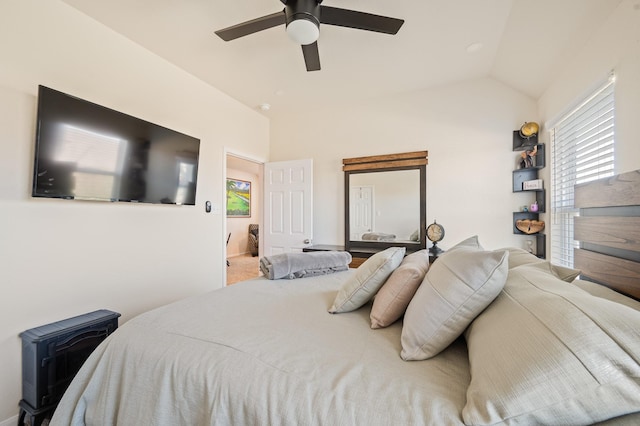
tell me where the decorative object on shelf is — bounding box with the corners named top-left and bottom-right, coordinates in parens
top-left (427, 220), bottom-right (445, 258)
top-left (515, 219), bottom-right (545, 235)
top-left (519, 144), bottom-right (538, 169)
top-left (523, 179), bottom-right (543, 190)
top-left (519, 122), bottom-right (539, 139)
top-left (530, 201), bottom-right (539, 212)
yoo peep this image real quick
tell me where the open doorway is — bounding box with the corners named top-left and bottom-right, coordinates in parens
top-left (225, 153), bottom-right (263, 285)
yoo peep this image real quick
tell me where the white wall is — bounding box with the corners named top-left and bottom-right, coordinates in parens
top-left (270, 77), bottom-right (538, 252)
top-left (226, 167), bottom-right (261, 257)
top-left (0, 0), bottom-right (268, 421)
top-left (538, 0), bottom-right (640, 175)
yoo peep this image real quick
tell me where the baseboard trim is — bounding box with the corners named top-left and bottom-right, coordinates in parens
top-left (0, 414), bottom-right (18, 426)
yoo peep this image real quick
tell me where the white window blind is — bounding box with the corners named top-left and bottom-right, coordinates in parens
top-left (550, 79), bottom-right (615, 267)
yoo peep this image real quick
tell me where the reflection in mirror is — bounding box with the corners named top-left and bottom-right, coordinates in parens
top-left (349, 170), bottom-right (420, 242)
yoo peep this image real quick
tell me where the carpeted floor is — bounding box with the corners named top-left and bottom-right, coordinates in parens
top-left (227, 253), bottom-right (261, 285)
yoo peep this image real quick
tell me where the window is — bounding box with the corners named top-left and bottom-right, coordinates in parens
top-left (550, 77), bottom-right (615, 267)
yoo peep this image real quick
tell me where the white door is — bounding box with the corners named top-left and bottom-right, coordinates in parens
top-left (350, 186), bottom-right (373, 240)
top-left (263, 159), bottom-right (313, 255)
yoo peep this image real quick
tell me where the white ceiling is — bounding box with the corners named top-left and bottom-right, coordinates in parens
top-left (61, 0), bottom-right (622, 119)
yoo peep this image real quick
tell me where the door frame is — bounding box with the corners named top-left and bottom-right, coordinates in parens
top-left (223, 148), bottom-right (266, 284)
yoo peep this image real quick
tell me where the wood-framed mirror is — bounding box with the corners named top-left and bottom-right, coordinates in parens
top-left (343, 151), bottom-right (427, 255)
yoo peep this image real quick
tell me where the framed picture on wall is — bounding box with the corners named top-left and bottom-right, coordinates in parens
top-left (226, 178), bottom-right (251, 217)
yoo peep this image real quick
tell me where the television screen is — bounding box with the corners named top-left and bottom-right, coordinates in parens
top-left (32, 85), bottom-right (200, 205)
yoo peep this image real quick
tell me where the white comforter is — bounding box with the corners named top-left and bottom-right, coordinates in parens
top-left (51, 270), bottom-right (470, 425)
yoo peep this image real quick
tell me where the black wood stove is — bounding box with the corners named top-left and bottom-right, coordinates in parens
top-left (18, 310), bottom-right (120, 426)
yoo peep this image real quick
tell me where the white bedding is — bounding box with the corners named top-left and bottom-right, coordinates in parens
top-left (51, 270), bottom-right (471, 425)
top-left (51, 264), bottom-right (640, 426)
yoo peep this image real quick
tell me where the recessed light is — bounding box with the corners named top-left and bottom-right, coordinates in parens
top-left (466, 42), bottom-right (483, 53)
top-left (259, 103), bottom-right (271, 111)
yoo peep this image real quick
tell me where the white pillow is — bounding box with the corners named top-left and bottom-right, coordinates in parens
top-left (501, 247), bottom-right (581, 281)
top-left (401, 238), bottom-right (508, 360)
top-left (328, 247), bottom-right (405, 313)
top-left (447, 235), bottom-right (482, 251)
top-left (463, 262), bottom-right (640, 424)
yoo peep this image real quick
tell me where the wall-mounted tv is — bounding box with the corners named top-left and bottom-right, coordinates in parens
top-left (32, 85), bottom-right (200, 205)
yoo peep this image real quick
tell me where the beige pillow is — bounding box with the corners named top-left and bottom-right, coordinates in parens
top-left (370, 250), bottom-right (429, 329)
top-left (527, 259), bottom-right (581, 282)
top-left (502, 247), bottom-right (581, 281)
top-left (448, 234), bottom-right (482, 251)
top-left (328, 247), bottom-right (405, 313)
top-left (502, 246), bottom-right (541, 268)
top-left (400, 240), bottom-right (508, 361)
top-left (463, 262), bottom-right (640, 425)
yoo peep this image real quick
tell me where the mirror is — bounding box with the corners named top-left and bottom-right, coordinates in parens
top-left (349, 170), bottom-right (420, 241)
top-left (344, 152), bottom-right (427, 253)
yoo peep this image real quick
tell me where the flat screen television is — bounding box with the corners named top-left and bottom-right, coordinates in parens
top-left (32, 85), bottom-right (200, 205)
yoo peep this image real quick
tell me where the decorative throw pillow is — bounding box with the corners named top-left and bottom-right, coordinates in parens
top-left (525, 259), bottom-right (581, 282)
top-left (447, 235), bottom-right (483, 251)
top-left (328, 247), bottom-right (405, 314)
top-left (502, 247), bottom-right (581, 281)
top-left (370, 250), bottom-right (429, 329)
top-left (463, 262), bottom-right (640, 425)
top-left (502, 246), bottom-right (542, 268)
top-left (400, 238), bottom-right (508, 361)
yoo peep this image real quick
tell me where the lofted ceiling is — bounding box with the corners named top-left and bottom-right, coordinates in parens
top-left (61, 0), bottom-right (622, 119)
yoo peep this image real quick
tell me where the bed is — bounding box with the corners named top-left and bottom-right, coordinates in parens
top-left (51, 170), bottom-right (640, 426)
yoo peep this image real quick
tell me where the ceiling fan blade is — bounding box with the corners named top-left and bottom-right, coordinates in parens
top-left (320, 6), bottom-right (404, 34)
top-left (215, 11), bottom-right (286, 41)
top-left (302, 42), bottom-right (321, 72)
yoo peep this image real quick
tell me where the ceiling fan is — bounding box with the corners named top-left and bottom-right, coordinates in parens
top-left (214, 0), bottom-right (404, 72)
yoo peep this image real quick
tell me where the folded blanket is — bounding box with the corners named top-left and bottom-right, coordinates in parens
top-left (362, 232), bottom-right (396, 241)
top-left (260, 251), bottom-right (352, 280)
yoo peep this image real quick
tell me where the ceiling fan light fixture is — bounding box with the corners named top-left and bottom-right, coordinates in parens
top-left (215, 0), bottom-right (403, 72)
top-left (286, 16), bottom-right (319, 45)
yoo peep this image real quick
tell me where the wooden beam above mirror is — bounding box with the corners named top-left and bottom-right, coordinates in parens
top-left (343, 151), bottom-right (428, 171)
